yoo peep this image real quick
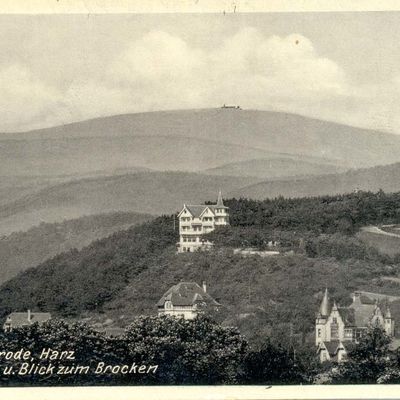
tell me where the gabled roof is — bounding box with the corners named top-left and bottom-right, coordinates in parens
top-left (177, 192), bottom-right (229, 218)
top-left (185, 205), bottom-right (210, 218)
top-left (180, 204), bottom-right (229, 218)
top-left (319, 340), bottom-right (340, 357)
top-left (157, 282), bottom-right (220, 307)
top-left (5, 312), bottom-right (51, 327)
top-left (320, 290), bottom-right (393, 328)
top-left (349, 303), bottom-right (377, 327)
top-left (319, 340), bottom-right (353, 358)
top-left (337, 307), bottom-right (355, 325)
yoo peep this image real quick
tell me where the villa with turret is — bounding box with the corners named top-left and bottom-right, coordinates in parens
top-left (176, 191), bottom-right (229, 253)
top-left (316, 289), bottom-right (395, 363)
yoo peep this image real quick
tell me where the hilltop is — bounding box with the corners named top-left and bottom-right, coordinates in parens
top-left (3, 108), bottom-right (400, 170)
top-left (0, 211), bottom-right (152, 284)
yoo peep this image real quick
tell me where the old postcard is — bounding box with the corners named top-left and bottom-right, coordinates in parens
top-left (2, 0), bottom-right (400, 399)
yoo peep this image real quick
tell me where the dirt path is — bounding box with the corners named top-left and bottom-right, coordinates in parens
top-left (361, 226), bottom-right (400, 238)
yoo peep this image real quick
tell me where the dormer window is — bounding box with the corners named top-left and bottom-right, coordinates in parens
top-left (165, 301), bottom-right (172, 309)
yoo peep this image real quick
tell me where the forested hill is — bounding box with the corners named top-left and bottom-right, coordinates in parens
top-left (0, 211), bottom-right (152, 285)
top-left (1, 191), bottom-right (400, 345)
top-left (224, 190), bottom-right (400, 234)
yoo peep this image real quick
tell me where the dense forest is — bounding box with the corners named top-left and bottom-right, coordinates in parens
top-left (0, 211), bottom-right (152, 284)
top-left (1, 190), bottom-right (400, 349)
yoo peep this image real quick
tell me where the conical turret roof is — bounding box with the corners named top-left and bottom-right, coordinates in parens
top-left (319, 288), bottom-right (330, 317)
top-left (216, 190), bottom-right (224, 207)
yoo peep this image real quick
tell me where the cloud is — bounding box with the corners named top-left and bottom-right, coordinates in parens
top-left (0, 28), bottom-right (397, 133)
top-left (98, 28), bottom-right (349, 122)
top-left (0, 64), bottom-right (61, 131)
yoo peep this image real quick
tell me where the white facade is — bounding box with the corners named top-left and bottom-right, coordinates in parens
top-left (177, 191), bottom-right (229, 253)
top-left (160, 302), bottom-right (200, 320)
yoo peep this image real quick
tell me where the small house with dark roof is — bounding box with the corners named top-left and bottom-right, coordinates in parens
top-left (315, 289), bottom-right (395, 363)
top-left (177, 191), bottom-right (229, 253)
top-left (3, 310), bottom-right (51, 332)
top-left (157, 281), bottom-right (220, 320)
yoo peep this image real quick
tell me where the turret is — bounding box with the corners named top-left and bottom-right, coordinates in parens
top-left (319, 288), bottom-right (330, 317)
top-left (216, 190), bottom-right (224, 207)
top-left (316, 288), bottom-right (330, 345)
top-left (384, 307), bottom-right (395, 336)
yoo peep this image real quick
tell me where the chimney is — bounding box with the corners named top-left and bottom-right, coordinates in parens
top-left (202, 281), bottom-right (207, 293)
top-left (27, 309), bottom-right (31, 322)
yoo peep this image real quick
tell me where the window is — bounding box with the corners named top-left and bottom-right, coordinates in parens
top-left (318, 329), bottom-right (321, 338)
top-left (165, 301), bottom-right (172, 309)
top-left (344, 329), bottom-right (353, 339)
top-left (332, 317), bottom-right (337, 324)
top-left (331, 323), bottom-right (339, 339)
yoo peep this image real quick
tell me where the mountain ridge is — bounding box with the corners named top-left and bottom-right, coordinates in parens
top-left (2, 108), bottom-right (400, 170)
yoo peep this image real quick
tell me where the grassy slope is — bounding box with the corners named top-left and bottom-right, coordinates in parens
top-left (0, 211), bottom-right (152, 284)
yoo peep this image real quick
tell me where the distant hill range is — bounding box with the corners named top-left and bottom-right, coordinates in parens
top-left (203, 156), bottom-right (346, 179)
top-left (2, 162), bottom-right (400, 236)
top-left (0, 211), bottom-right (151, 284)
top-left (0, 172), bottom-right (257, 236)
top-left (229, 162), bottom-right (400, 200)
top-left (2, 108), bottom-right (400, 234)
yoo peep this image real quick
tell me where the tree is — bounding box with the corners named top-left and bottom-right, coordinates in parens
top-left (240, 339), bottom-right (307, 384)
top-left (122, 315), bottom-right (248, 384)
top-left (330, 326), bottom-right (392, 384)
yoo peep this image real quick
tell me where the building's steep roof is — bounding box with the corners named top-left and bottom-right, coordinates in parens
top-left (322, 340), bottom-right (340, 356)
top-left (208, 204), bottom-right (229, 211)
top-left (359, 295), bottom-right (376, 305)
top-left (185, 205), bottom-right (211, 218)
top-left (6, 312), bottom-right (51, 327)
top-left (347, 295), bottom-right (377, 327)
top-left (322, 291), bottom-right (393, 328)
top-left (337, 307), bottom-right (355, 325)
top-left (216, 190), bottom-right (224, 207)
top-left (319, 288), bottom-right (330, 317)
top-left (350, 303), bottom-right (377, 327)
top-left (157, 282), bottom-right (220, 307)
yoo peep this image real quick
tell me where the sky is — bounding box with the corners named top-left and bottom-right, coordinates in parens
top-left (1, 12), bottom-right (400, 133)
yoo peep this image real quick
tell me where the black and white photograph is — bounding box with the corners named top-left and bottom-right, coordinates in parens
top-left (2, 1), bottom-right (400, 397)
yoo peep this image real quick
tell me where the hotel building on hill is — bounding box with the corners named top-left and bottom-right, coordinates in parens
top-left (176, 191), bottom-right (229, 253)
